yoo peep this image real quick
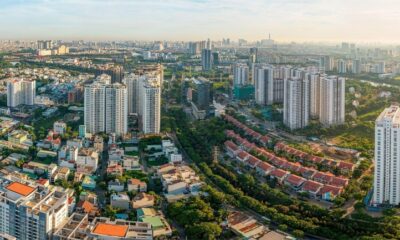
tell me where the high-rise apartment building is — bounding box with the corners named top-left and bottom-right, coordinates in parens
top-left (283, 77), bottom-right (310, 130)
top-left (0, 179), bottom-right (69, 240)
top-left (320, 56), bottom-right (334, 71)
top-left (338, 59), bottom-right (347, 73)
top-left (319, 76), bottom-right (345, 126)
top-left (352, 59), bottom-right (361, 74)
top-left (138, 77), bottom-right (161, 134)
top-left (7, 79), bottom-right (36, 108)
top-left (309, 73), bottom-right (323, 118)
top-left (201, 49), bottom-right (213, 71)
top-left (123, 73), bottom-right (139, 114)
top-left (373, 105), bottom-right (400, 205)
top-left (84, 82), bottom-right (128, 136)
top-left (233, 64), bottom-right (249, 86)
top-left (188, 77), bottom-right (213, 120)
top-left (254, 65), bottom-right (284, 105)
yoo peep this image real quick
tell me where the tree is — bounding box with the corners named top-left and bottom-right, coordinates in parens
top-left (186, 222), bottom-right (222, 240)
top-left (278, 224), bottom-right (288, 232)
top-left (292, 229), bottom-right (304, 238)
top-left (104, 205), bottom-right (117, 219)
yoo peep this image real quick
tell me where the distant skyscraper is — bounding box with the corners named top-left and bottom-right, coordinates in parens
top-left (352, 59), bottom-right (361, 74)
top-left (95, 65), bottom-right (124, 83)
top-left (212, 52), bottom-right (220, 65)
top-left (7, 79), bottom-right (36, 107)
top-left (283, 77), bottom-right (309, 130)
top-left (320, 56), bottom-right (334, 71)
top-left (376, 61), bottom-right (386, 74)
top-left (338, 59), bottom-right (347, 73)
top-left (233, 63), bottom-right (249, 86)
top-left (84, 82), bottom-right (127, 136)
top-left (249, 47), bottom-right (258, 63)
top-left (201, 49), bottom-right (213, 71)
top-left (37, 40), bottom-right (52, 49)
top-left (319, 76), bottom-right (345, 126)
top-left (373, 105), bottom-right (400, 205)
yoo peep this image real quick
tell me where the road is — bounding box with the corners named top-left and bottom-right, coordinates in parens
top-left (94, 141), bottom-right (109, 208)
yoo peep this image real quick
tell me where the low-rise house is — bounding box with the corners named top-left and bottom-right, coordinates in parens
top-left (52, 166), bottom-right (70, 183)
top-left (301, 180), bottom-right (323, 198)
top-left (106, 164), bottom-right (124, 176)
top-left (284, 174), bottom-right (306, 190)
top-left (225, 140), bottom-right (240, 157)
top-left (127, 178), bottom-right (147, 192)
top-left (76, 200), bottom-right (99, 219)
top-left (156, 163), bottom-right (175, 175)
top-left (337, 161), bottom-right (355, 173)
top-left (53, 121), bottom-right (67, 135)
top-left (256, 161), bottom-right (275, 176)
top-left (318, 185), bottom-right (343, 201)
top-left (227, 211), bottom-right (265, 239)
top-left (169, 153), bottom-right (182, 163)
top-left (108, 179), bottom-right (125, 192)
top-left (123, 156), bottom-right (141, 171)
top-left (246, 155), bottom-right (261, 169)
top-left (313, 172), bottom-right (334, 185)
top-left (131, 193), bottom-right (155, 209)
top-left (76, 148), bottom-right (99, 173)
top-left (8, 129), bottom-right (31, 146)
top-left (269, 169), bottom-right (289, 183)
top-left (93, 135), bottom-right (104, 152)
top-left (58, 145), bottom-right (78, 169)
top-left (236, 150), bottom-right (250, 162)
top-left (110, 193), bottom-right (130, 210)
top-left (137, 208), bottom-right (172, 237)
top-left (82, 176), bottom-right (96, 190)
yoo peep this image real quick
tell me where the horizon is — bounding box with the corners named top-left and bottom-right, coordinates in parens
top-left (1, 0), bottom-right (400, 43)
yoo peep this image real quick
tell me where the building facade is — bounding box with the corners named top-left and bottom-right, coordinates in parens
top-left (283, 78), bottom-right (310, 130)
top-left (373, 105), bottom-right (400, 205)
top-left (7, 79), bottom-right (36, 108)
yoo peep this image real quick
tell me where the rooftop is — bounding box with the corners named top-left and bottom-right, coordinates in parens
top-left (6, 182), bottom-right (35, 196)
top-left (92, 223), bottom-right (128, 237)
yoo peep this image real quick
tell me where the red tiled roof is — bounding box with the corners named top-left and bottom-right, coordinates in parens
top-left (225, 141), bottom-right (239, 152)
top-left (337, 161), bottom-right (355, 170)
top-left (285, 174), bottom-right (306, 186)
top-left (237, 150), bottom-right (249, 160)
top-left (318, 185), bottom-right (343, 196)
top-left (330, 176), bottom-right (349, 187)
top-left (302, 180), bottom-right (323, 192)
top-left (270, 169), bottom-right (288, 178)
top-left (257, 161), bottom-right (274, 172)
top-left (77, 200), bottom-right (94, 213)
top-left (247, 156), bottom-right (261, 167)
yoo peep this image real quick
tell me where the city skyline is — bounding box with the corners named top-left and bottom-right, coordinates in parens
top-left (1, 0), bottom-right (400, 43)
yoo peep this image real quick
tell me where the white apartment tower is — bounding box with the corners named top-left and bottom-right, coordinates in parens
top-left (84, 82), bottom-right (128, 136)
top-left (138, 77), bottom-right (161, 134)
top-left (105, 83), bottom-right (128, 136)
top-left (123, 73), bottom-right (139, 114)
top-left (373, 105), bottom-right (400, 205)
top-left (0, 180), bottom-right (69, 240)
top-left (7, 79), bottom-right (36, 107)
top-left (233, 64), bottom-right (249, 86)
top-left (309, 73), bottom-right (322, 118)
top-left (319, 76), bottom-right (345, 126)
top-left (254, 65), bottom-right (274, 105)
top-left (283, 77), bottom-right (310, 130)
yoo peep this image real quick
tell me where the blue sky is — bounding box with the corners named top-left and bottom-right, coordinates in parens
top-left (1, 0), bottom-right (400, 43)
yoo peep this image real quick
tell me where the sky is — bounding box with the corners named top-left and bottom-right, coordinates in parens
top-left (1, 0), bottom-right (400, 43)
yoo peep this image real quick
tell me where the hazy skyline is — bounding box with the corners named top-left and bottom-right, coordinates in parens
top-left (2, 0), bottom-right (400, 43)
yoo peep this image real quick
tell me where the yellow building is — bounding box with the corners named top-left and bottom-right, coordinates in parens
top-left (8, 130), bottom-right (29, 145)
top-left (57, 45), bottom-right (69, 55)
